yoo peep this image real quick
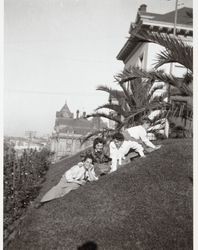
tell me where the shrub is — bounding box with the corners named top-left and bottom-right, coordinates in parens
top-left (3, 144), bottom-right (54, 240)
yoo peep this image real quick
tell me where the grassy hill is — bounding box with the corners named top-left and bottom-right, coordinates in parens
top-left (6, 138), bottom-right (193, 250)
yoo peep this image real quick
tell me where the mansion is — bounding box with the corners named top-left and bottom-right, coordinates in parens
top-left (50, 102), bottom-right (107, 162)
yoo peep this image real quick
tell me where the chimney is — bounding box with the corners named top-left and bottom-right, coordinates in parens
top-left (139, 4), bottom-right (147, 12)
top-left (76, 110), bottom-right (79, 119)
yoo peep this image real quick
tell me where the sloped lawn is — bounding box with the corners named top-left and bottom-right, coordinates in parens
top-left (6, 138), bottom-right (193, 250)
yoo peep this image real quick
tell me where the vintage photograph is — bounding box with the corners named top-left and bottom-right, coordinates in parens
top-left (4, 0), bottom-right (193, 249)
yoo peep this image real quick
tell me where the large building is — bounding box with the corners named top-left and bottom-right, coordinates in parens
top-left (50, 102), bottom-right (107, 162)
top-left (117, 4), bottom-right (192, 74)
top-left (116, 4), bottom-right (193, 136)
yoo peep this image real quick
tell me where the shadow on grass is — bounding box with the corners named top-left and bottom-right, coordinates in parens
top-left (77, 241), bottom-right (98, 250)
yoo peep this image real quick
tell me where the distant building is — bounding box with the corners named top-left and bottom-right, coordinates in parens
top-left (5, 136), bottom-right (48, 157)
top-left (14, 140), bottom-right (43, 153)
top-left (50, 102), bottom-right (107, 162)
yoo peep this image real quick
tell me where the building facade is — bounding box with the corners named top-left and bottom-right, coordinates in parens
top-left (50, 102), bottom-right (107, 162)
top-left (116, 4), bottom-right (193, 137)
top-left (117, 4), bottom-right (192, 74)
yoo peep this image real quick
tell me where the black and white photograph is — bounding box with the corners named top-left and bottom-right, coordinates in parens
top-left (3, 0), bottom-right (194, 249)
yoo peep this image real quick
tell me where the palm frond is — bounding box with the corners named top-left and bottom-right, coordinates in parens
top-left (96, 85), bottom-right (125, 100)
top-left (182, 71), bottom-right (193, 85)
top-left (129, 27), bottom-right (193, 71)
top-left (153, 73), bottom-right (192, 97)
top-left (118, 101), bottom-right (168, 129)
top-left (80, 128), bottom-right (115, 145)
top-left (169, 101), bottom-right (193, 121)
top-left (128, 78), bottom-right (150, 107)
top-left (116, 67), bottom-right (157, 83)
top-left (122, 67), bottom-right (192, 97)
top-left (149, 89), bottom-right (168, 102)
top-left (148, 81), bottom-right (166, 97)
top-left (115, 78), bottom-right (138, 109)
top-left (95, 103), bottom-right (128, 117)
top-left (114, 71), bottom-right (138, 84)
top-left (86, 112), bottom-right (121, 124)
top-left (119, 108), bottom-right (147, 129)
top-left (115, 69), bottom-right (151, 109)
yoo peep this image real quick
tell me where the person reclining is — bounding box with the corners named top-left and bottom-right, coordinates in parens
top-left (35, 154), bottom-right (97, 208)
top-left (109, 132), bottom-right (145, 172)
top-left (123, 118), bottom-right (161, 151)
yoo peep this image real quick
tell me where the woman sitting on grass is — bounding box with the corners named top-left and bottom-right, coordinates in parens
top-left (35, 153), bottom-right (98, 208)
top-left (89, 137), bottom-right (112, 176)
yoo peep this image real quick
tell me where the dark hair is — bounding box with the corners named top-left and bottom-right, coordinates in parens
top-left (112, 132), bottom-right (124, 141)
top-left (81, 153), bottom-right (95, 163)
top-left (142, 117), bottom-right (152, 124)
top-left (93, 137), bottom-right (105, 149)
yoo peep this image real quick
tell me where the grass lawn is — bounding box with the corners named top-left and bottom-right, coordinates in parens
top-left (6, 138), bottom-right (193, 250)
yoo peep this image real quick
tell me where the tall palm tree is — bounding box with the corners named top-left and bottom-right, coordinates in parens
top-left (83, 26), bottom-right (193, 142)
top-left (82, 76), bottom-right (164, 144)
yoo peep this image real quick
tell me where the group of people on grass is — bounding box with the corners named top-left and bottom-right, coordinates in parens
top-left (35, 118), bottom-right (161, 208)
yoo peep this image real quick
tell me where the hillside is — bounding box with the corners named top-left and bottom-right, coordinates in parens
top-left (6, 138), bottom-right (193, 250)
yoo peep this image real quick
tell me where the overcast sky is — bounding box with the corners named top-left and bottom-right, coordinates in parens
top-left (4, 0), bottom-right (192, 137)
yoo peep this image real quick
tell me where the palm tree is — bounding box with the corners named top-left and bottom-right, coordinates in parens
top-left (82, 76), bottom-right (165, 144)
top-left (117, 28), bottom-right (193, 137)
top-left (83, 26), bottom-right (193, 143)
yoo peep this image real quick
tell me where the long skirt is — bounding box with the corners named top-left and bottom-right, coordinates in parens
top-left (40, 175), bottom-right (80, 203)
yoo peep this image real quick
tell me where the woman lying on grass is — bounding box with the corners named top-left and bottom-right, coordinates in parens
top-left (35, 153), bottom-right (98, 208)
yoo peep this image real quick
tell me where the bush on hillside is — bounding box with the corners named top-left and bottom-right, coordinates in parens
top-left (3, 145), bottom-right (54, 240)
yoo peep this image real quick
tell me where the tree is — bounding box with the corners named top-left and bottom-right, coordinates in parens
top-left (84, 26), bottom-right (193, 141)
top-left (83, 76), bottom-right (164, 143)
top-left (114, 28), bottom-right (193, 137)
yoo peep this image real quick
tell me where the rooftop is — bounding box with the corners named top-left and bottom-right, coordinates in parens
top-left (117, 5), bottom-right (192, 62)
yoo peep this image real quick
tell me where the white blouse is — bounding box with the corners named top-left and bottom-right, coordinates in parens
top-left (65, 163), bottom-right (98, 182)
top-left (127, 125), bottom-right (156, 149)
top-left (109, 140), bottom-right (144, 171)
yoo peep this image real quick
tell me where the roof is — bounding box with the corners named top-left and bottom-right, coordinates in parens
top-left (149, 7), bottom-right (192, 25)
top-left (55, 117), bottom-right (107, 135)
top-left (57, 102), bottom-right (73, 118)
top-left (55, 118), bottom-right (93, 128)
top-left (53, 101), bottom-right (107, 137)
top-left (59, 127), bottom-right (92, 136)
top-left (117, 6), bottom-right (193, 62)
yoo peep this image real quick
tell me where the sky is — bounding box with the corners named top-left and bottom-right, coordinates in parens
top-left (4, 0), bottom-right (193, 137)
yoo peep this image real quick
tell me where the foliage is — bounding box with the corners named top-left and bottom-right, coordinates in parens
top-left (116, 30), bottom-right (193, 134)
top-left (129, 27), bottom-right (193, 111)
top-left (84, 25), bottom-right (193, 142)
top-left (4, 143), bottom-right (54, 241)
top-left (7, 139), bottom-right (193, 250)
top-left (129, 27), bottom-right (193, 72)
top-left (80, 127), bottom-right (116, 146)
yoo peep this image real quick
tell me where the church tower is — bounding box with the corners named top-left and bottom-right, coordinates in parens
top-left (56, 101), bottom-right (73, 119)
